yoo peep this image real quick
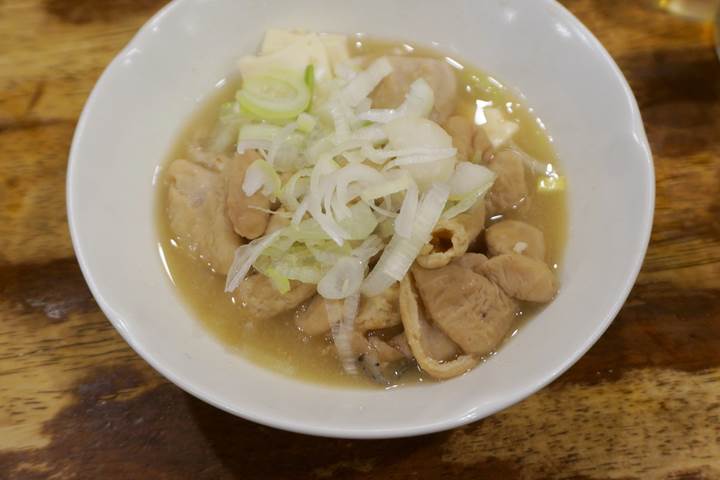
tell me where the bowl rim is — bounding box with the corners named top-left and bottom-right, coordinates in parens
top-left (67, 0), bottom-right (655, 438)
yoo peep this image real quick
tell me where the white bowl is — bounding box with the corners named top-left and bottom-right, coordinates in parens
top-left (67, 0), bottom-right (654, 438)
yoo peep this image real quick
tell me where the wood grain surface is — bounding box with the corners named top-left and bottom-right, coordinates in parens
top-left (1, 0), bottom-right (719, 478)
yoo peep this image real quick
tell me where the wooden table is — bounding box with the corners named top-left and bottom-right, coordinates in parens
top-left (1, 1), bottom-right (719, 478)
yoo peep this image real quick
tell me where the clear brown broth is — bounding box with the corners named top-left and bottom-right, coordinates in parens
top-left (155, 37), bottom-right (567, 389)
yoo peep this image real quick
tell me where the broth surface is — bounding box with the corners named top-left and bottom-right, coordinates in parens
top-left (156, 37), bottom-right (567, 388)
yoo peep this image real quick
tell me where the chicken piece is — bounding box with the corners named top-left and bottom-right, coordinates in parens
top-left (294, 295), bottom-right (329, 336)
top-left (295, 285), bottom-right (401, 336)
top-left (265, 212), bottom-right (291, 235)
top-left (417, 200), bottom-right (485, 269)
top-left (444, 115), bottom-right (474, 162)
top-left (187, 143), bottom-right (226, 171)
top-left (417, 319), bottom-right (460, 361)
top-left (455, 199), bottom-right (486, 243)
top-left (399, 276), bottom-right (479, 379)
top-left (481, 254), bottom-right (558, 303)
top-left (166, 159), bottom-right (240, 274)
top-left (451, 253), bottom-right (488, 274)
top-left (225, 151), bottom-right (270, 239)
top-left (356, 283), bottom-right (401, 331)
top-left (388, 333), bottom-right (413, 358)
top-left (366, 312), bottom-right (457, 363)
top-left (486, 220), bottom-right (546, 261)
top-left (233, 274), bottom-right (316, 320)
top-left (348, 332), bottom-right (409, 364)
top-left (368, 336), bottom-right (407, 363)
top-left (388, 331), bottom-right (457, 363)
top-left (370, 56), bottom-right (458, 124)
top-left (358, 335), bottom-right (413, 386)
top-left (412, 264), bottom-right (517, 355)
top-left (321, 328), bottom-right (409, 383)
top-left (485, 149), bottom-right (530, 217)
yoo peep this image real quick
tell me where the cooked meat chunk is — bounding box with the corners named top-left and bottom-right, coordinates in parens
top-left (486, 220), bottom-right (546, 261)
top-left (417, 318), bottom-right (460, 361)
top-left (417, 217), bottom-right (470, 269)
top-left (166, 159), bottom-right (240, 274)
top-left (356, 284), bottom-right (401, 331)
top-left (455, 199), bottom-right (486, 243)
top-left (452, 253), bottom-right (488, 274)
top-left (358, 335), bottom-right (413, 386)
top-left (388, 331), bottom-right (457, 364)
top-left (187, 143), bottom-right (226, 171)
top-left (444, 115), bottom-right (474, 162)
top-left (368, 336), bottom-right (407, 363)
top-left (295, 285), bottom-right (401, 336)
top-left (388, 333), bottom-right (413, 358)
top-left (485, 149), bottom-right (529, 216)
top-left (417, 200), bottom-right (485, 269)
top-left (225, 151), bottom-right (271, 239)
top-left (399, 276), bottom-right (479, 379)
top-left (233, 275), bottom-right (316, 320)
top-left (294, 295), bottom-right (329, 336)
top-left (412, 263), bottom-right (517, 355)
top-left (370, 56), bottom-right (457, 124)
top-left (349, 332), bottom-right (410, 364)
top-left (481, 254), bottom-right (557, 302)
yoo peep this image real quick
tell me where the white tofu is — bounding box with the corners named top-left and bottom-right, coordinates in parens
top-left (481, 107), bottom-right (519, 148)
top-left (240, 29), bottom-right (349, 81)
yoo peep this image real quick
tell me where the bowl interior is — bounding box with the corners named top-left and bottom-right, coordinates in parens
top-left (68, 0), bottom-right (654, 438)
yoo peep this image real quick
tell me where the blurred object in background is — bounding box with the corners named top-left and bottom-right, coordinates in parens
top-left (656, 0), bottom-right (720, 59)
top-left (717, 8), bottom-right (720, 59)
top-left (657, 0), bottom-right (719, 19)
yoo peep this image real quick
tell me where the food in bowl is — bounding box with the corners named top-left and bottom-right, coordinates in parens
top-left (156, 30), bottom-right (567, 387)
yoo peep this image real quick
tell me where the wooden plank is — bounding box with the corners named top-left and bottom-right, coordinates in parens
top-left (1, 0), bottom-right (719, 478)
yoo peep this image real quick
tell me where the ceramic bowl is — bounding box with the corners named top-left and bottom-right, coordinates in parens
top-left (67, 0), bottom-right (654, 438)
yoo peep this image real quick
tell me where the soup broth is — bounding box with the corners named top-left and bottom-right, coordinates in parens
top-left (156, 36), bottom-right (567, 388)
